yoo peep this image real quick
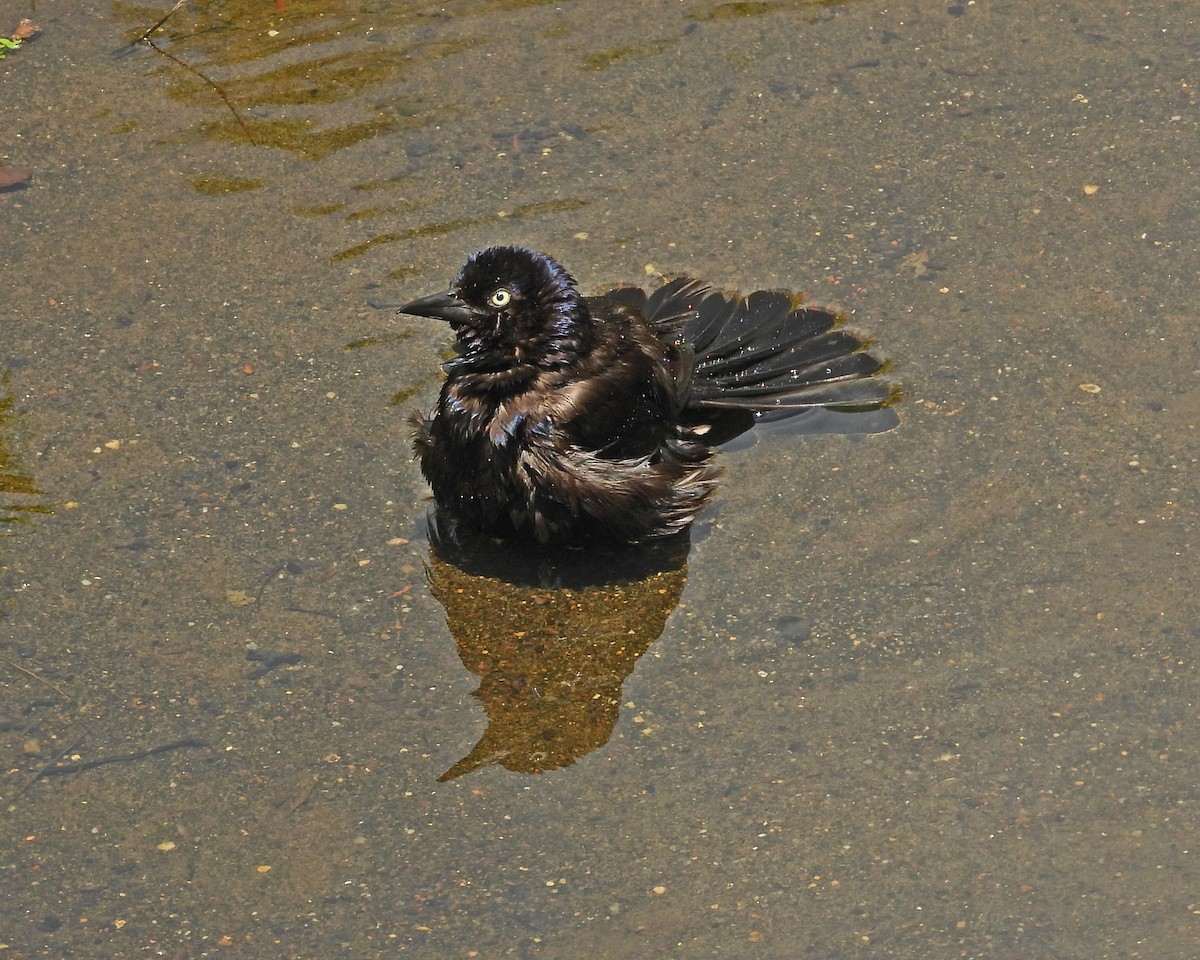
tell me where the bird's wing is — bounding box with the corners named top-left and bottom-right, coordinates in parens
top-left (680, 289), bottom-right (896, 411)
top-left (516, 433), bottom-right (717, 543)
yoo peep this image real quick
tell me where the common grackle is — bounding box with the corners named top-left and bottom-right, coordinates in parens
top-left (399, 245), bottom-right (897, 545)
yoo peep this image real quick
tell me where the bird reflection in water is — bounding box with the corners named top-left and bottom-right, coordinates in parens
top-left (426, 522), bottom-right (690, 781)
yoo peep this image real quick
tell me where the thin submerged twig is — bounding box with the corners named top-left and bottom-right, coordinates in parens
top-left (38, 737), bottom-right (209, 776)
top-left (12, 712), bottom-right (106, 799)
top-left (0, 655), bottom-right (73, 701)
top-left (132, 0), bottom-right (256, 146)
top-left (134, 0), bottom-right (188, 45)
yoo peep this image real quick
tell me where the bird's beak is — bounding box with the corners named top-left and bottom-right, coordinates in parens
top-left (397, 290), bottom-right (474, 325)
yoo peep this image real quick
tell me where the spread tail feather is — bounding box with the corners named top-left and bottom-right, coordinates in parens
top-left (603, 278), bottom-right (897, 414)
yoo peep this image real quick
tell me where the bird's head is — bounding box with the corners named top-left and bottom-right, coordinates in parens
top-left (398, 246), bottom-right (593, 369)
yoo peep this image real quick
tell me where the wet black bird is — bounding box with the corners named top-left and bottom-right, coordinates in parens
top-left (398, 245), bottom-right (896, 545)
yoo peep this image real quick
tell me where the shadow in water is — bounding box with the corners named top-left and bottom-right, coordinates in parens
top-left (425, 521), bottom-right (690, 781)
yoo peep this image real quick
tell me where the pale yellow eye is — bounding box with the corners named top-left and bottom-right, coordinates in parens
top-left (487, 288), bottom-right (512, 308)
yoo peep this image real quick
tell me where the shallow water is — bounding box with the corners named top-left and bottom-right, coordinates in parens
top-left (2, 1), bottom-right (1197, 957)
